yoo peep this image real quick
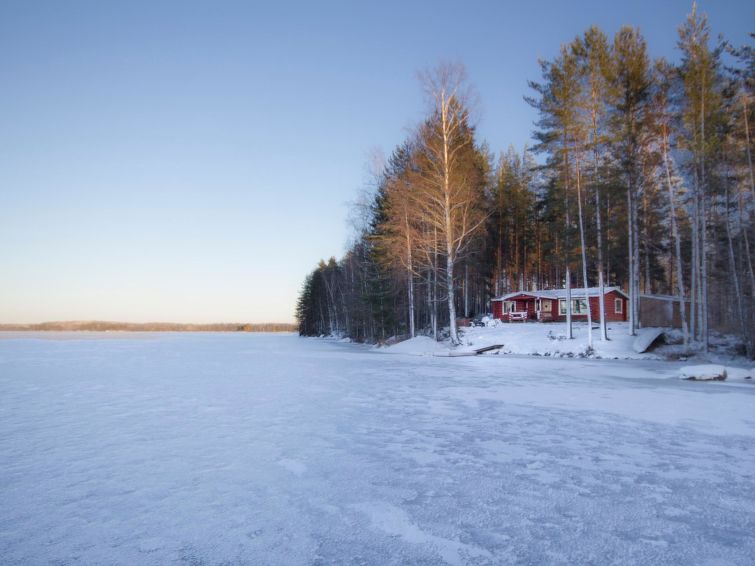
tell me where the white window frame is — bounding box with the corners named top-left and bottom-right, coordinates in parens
top-left (615, 297), bottom-right (623, 313)
top-left (559, 298), bottom-right (588, 315)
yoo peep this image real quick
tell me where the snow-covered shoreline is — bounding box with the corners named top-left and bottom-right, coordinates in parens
top-left (377, 321), bottom-right (753, 380)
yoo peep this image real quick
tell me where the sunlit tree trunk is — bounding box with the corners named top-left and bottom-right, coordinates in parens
top-left (575, 155), bottom-right (593, 346)
top-left (662, 125), bottom-right (689, 346)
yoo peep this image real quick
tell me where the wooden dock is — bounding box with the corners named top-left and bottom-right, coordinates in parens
top-left (433, 344), bottom-right (504, 357)
top-left (474, 344), bottom-right (504, 354)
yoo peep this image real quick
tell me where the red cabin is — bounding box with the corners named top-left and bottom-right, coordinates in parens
top-left (491, 287), bottom-right (628, 323)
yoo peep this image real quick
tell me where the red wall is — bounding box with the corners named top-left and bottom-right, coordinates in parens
top-left (494, 291), bottom-right (628, 322)
top-left (552, 291), bottom-right (627, 322)
top-left (492, 294), bottom-right (537, 321)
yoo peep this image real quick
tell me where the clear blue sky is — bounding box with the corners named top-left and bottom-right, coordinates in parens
top-left (0, 1), bottom-right (750, 323)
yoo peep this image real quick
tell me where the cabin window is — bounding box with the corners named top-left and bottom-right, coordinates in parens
top-left (615, 298), bottom-right (623, 313)
top-left (541, 300), bottom-right (552, 312)
top-left (503, 301), bottom-right (515, 314)
top-left (559, 298), bottom-right (588, 315)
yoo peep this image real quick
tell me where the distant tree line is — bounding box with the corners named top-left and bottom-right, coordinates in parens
top-left (0, 321), bottom-right (297, 332)
top-left (297, 6), bottom-right (754, 357)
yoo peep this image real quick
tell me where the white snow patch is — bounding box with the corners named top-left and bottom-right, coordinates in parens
top-left (725, 366), bottom-right (754, 381)
top-left (457, 321), bottom-right (659, 359)
top-left (633, 327), bottom-right (665, 353)
top-left (381, 335), bottom-right (448, 356)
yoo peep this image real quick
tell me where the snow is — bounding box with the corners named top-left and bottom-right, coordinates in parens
top-left (726, 366), bottom-right (755, 381)
top-left (633, 327), bottom-right (666, 353)
top-left (381, 335), bottom-right (449, 356)
top-left (454, 321), bottom-right (662, 359)
top-left (1, 332), bottom-right (754, 565)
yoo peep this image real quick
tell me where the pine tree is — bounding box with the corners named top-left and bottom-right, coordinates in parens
top-left (528, 46), bottom-right (585, 339)
top-left (575, 26), bottom-right (613, 340)
top-left (608, 26), bottom-right (653, 336)
top-left (677, 4), bottom-right (724, 350)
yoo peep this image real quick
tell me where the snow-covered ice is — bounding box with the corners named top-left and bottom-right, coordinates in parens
top-left (1, 332), bottom-right (754, 565)
top-left (678, 364), bottom-right (728, 381)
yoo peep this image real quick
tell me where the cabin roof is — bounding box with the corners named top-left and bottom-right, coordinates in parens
top-left (492, 286), bottom-right (628, 302)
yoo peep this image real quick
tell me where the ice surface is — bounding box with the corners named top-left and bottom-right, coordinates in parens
top-left (1, 332), bottom-right (754, 565)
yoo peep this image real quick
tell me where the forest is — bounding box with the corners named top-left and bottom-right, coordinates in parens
top-left (296, 6), bottom-right (755, 358)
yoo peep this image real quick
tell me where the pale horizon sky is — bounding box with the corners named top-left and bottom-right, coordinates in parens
top-left (0, 0), bottom-right (750, 324)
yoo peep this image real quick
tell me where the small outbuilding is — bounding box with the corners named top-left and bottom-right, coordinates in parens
top-left (491, 286), bottom-right (628, 323)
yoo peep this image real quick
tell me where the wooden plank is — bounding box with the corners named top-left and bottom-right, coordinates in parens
top-left (474, 344), bottom-right (504, 354)
top-left (433, 351), bottom-right (476, 357)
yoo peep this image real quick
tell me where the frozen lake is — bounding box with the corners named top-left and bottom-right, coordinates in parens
top-left (1, 333), bottom-right (753, 565)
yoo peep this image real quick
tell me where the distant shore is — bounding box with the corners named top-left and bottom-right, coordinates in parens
top-left (0, 322), bottom-right (297, 332)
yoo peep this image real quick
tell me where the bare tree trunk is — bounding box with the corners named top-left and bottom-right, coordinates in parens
top-left (739, 89), bottom-right (755, 333)
top-left (432, 240), bottom-right (438, 341)
top-left (597, 271), bottom-right (607, 336)
top-left (446, 253), bottom-right (458, 343)
top-left (737, 168), bottom-right (755, 306)
top-left (426, 270), bottom-right (436, 341)
top-left (591, 92), bottom-right (608, 341)
top-left (321, 270), bottom-right (338, 336)
top-left (743, 90), bottom-right (755, 203)
top-left (633, 184), bottom-right (641, 330)
top-left (642, 186), bottom-right (651, 294)
top-left (700, 80), bottom-right (709, 352)
top-left (464, 263), bottom-right (470, 318)
top-left (406, 237), bottom-right (415, 338)
top-left (496, 215), bottom-right (503, 296)
top-left (725, 181), bottom-right (747, 354)
top-left (627, 184), bottom-right (637, 336)
top-left (662, 127), bottom-right (689, 346)
top-left (690, 170), bottom-right (699, 342)
top-left (563, 135), bottom-right (573, 340)
top-left (605, 194), bottom-right (611, 284)
top-left (565, 267), bottom-right (573, 339)
top-left (575, 156), bottom-right (593, 346)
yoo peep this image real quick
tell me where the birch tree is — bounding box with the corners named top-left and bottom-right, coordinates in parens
top-left (654, 59), bottom-right (690, 346)
top-left (414, 63), bottom-right (487, 345)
